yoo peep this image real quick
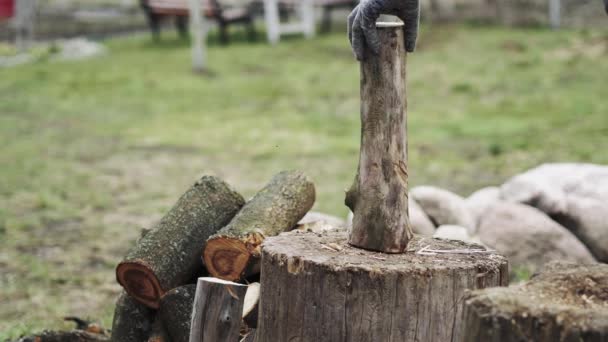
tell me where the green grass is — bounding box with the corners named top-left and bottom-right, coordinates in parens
top-left (1, 24), bottom-right (608, 339)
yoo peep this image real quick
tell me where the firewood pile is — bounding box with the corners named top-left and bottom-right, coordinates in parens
top-left (110, 170), bottom-right (317, 342)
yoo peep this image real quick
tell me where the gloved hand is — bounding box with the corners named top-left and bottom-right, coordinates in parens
top-left (347, 0), bottom-right (420, 60)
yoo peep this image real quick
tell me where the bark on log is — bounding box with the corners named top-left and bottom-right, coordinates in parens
top-left (147, 316), bottom-right (170, 342)
top-left (111, 291), bottom-right (155, 342)
top-left (204, 170), bottom-right (315, 281)
top-left (461, 261), bottom-right (608, 342)
top-left (159, 284), bottom-right (197, 342)
top-left (345, 22), bottom-right (413, 253)
top-left (189, 277), bottom-right (248, 342)
top-left (242, 282), bottom-right (260, 329)
top-left (17, 331), bottom-right (110, 342)
top-left (116, 176), bottom-right (245, 308)
top-left (256, 230), bottom-right (509, 342)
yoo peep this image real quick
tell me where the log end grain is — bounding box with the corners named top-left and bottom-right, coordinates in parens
top-left (116, 260), bottom-right (163, 309)
top-left (204, 233), bottom-right (263, 282)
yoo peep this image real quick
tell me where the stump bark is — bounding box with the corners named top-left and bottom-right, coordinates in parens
top-left (189, 277), bottom-right (248, 342)
top-left (461, 261), bottom-right (608, 342)
top-left (256, 230), bottom-right (508, 342)
top-left (111, 291), bottom-right (155, 342)
top-left (204, 170), bottom-right (315, 281)
top-left (345, 22), bottom-right (413, 253)
top-left (116, 176), bottom-right (245, 308)
top-left (159, 284), bottom-right (197, 342)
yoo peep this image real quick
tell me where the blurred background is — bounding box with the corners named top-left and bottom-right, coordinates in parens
top-left (1, 0), bottom-right (607, 339)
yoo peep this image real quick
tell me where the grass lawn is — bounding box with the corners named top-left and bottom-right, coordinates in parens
top-left (1, 23), bottom-right (608, 338)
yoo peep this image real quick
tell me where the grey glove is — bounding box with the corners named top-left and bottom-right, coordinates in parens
top-left (347, 0), bottom-right (419, 60)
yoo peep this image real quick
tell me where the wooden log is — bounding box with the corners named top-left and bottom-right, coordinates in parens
top-left (16, 331), bottom-right (109, 342)
top-left (111, 291), bottom-right (155, 342)
top-left (116, 176), bottom-right (245, 308)
top-left (240, 330), bottom-right (256, 342)
top-left (345, 22), bottom-right (413, 253)
top-left (256, 230), bottom-right (509, 342)
top-left (189, 277), bottom-right (248, 342)
top-left (204, 170), bottom-right (315, 281)
top-left (147, 316), bottom-right (170, 342)
top-left (159, 284), bottom-right (197, 342)
top-left (461, 261), bottom-right (608, 342)
top-left (242, 282), bottom-right (260, 329)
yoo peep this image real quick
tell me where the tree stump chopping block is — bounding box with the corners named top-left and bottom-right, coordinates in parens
top-left (461, 261), bottom-right (608, 342)
top-left (346, 22), bottom-right (413, 253)
top-left (256, 230), bottom-right (509, 342)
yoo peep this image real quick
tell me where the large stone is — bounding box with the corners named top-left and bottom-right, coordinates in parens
top-left (433, 225), bottom-right (471, 242)
top-left (501, 163), bottom-right (608, 262)
top-left (409, 197), bottom-right (435, 236)
top-left (478, 202), bottom-right (596, 275)
top-left (465, 187), bottom-right (500, 230)
top-left (297, 211), bottom-right (345, 228)
top-left (411, 186), bottom-right (475, 234)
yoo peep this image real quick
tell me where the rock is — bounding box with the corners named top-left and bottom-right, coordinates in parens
top-left (465, 187), bottom-right (500, 229)
top-left (296, 211), bottom-right (346, 234)
top-left (553, 196), bottom-right (608, 262)
top-left (54, 38), bottom-right (107, 61)
top-left (411, 186), bottom-right (475, 234)
top-left (501, 163), bottom-right (608, 262)
top-left (297, 211), bottom-right (345, 227)
top-left (409, 198), bottom-right (435, 236)
top-left (433, 225), bottom-right (470, 242)
top-left (478, 202), bottom-right (596, 275)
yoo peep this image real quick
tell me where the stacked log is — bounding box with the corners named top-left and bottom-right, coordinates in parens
top-left (461, 261), bottom-right (608, 342)
top-left (110, 172), bottom-right (305, 341)
top-left (116, 176), bottom-right (245, 309)
top-left (203, 170), bottom-right (315, 282)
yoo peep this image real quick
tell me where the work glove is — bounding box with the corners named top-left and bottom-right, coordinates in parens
top-left (347, 0), bottom-right (419, 60)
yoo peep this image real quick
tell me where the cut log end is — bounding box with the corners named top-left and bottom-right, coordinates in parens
top-left (204, 234), bottom-right (262, 282)
top-left (116, 261), bottom-right (163, 309)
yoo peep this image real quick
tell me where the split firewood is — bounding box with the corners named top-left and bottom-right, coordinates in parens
top-left (204, 171), bottom-right (315, 281)
top-left (17, 331), bottom-right (109, 342)
top-left (116, 176), bottom-right (245, 308)
top-left (240, 330), bottom-right (256, 342)
top-left (111, 291), bottom-right (155, 342)
top-left (242, 282), bottom-right (260, 329)
top-left (189, 277), bottom-right (248, 342)
top-left (159, 284), bottom-right (197, 342)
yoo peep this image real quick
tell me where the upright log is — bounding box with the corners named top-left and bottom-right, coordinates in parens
top-left (116, 176), bottom-right (245, 308)
top-left (461, 261), bottom-right (608, 342)
top-left (111, 291), bottom-right (155, 342)
top-left (204, 170), bottom-right (315, 281)
top-left (346, 22), bottom-right (413, 253)
top-left (189, 277), bottom-right (248, 342)
top-left (256, 230), bottom-right (509, 342)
